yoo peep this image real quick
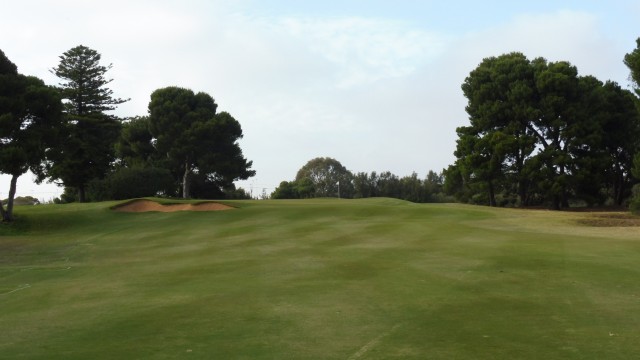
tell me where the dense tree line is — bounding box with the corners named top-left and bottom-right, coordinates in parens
top-left (444, 43), bottom-right (640, 209)
top-left (0, 46), bottom-right (255, 220)
top-left (4, 38), bottom-right (640, 220)
top-left (271, 157), bottom-right (451, 203)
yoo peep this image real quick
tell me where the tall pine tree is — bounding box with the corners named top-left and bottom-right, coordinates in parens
top-left (45, 45), bottom-right (128, 202)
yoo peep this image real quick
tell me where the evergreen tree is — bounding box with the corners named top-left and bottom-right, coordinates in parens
top-left (449, 52), bottom-right (640, 209)
top-left (45, 45), bottom-right (128, 202)
top-left (148, 87), bottom-right (255, 198)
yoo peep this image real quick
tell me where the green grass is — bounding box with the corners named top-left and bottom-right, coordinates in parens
top-left (1, 198), bottom-right (640, 359)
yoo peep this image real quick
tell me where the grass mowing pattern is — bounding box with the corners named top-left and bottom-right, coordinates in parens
top-left (1, 198), bottom-right (640, 359)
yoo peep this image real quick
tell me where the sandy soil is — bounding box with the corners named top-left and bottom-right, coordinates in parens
top-left (114, 199), bottom-right (234, 213)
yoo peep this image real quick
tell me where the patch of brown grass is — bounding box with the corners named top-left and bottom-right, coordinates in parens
top-left (576, 213), bottom-right (640, 227)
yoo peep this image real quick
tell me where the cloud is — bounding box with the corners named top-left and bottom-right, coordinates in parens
top-left (280, 17), bottom-right (447, 87)
top-left (453, 10), bottom-right (624, 82)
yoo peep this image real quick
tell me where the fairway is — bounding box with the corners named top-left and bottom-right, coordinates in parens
top-left (1, 199), bottom-right (640, 359)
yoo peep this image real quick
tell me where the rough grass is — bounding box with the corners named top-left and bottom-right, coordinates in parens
top-left (1, 198), bottom-right (639, 359)
top-left (575, 213), bottom-right (640, 227)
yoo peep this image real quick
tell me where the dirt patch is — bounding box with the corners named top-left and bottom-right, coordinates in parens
top-left (576, 213), bottom-right (640, 227)
top-left (114, 199), bottom-right (234, 213)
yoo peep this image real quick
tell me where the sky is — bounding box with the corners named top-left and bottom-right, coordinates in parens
top-left (1, 0), bottom-right (639, 201)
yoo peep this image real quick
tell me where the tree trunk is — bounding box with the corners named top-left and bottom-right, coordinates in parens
top-left (616, 183), bottom-right (625, 207)
top-left (516, 146), bottom-right (527, 207)
top-left (614, 171), bottom-right (625, 206)
top-left (518, 180), bottom-right (527, 207)
top-left (559, 163), bottom-right (568, 209)
top-left (182, 160), bottom-right (190, 199)
top-left (552, 195), bottom-right (561, 211)
top-left (561, 191), bottom-right (569, 209)
top-left (488, 180), bottom-right (497, 207)
top-left (78, 185), bottom-right (86, 203)
top-left (2, 174), bottom-right (19, 222)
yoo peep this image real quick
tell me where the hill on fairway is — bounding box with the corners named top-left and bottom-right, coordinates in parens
top-left (1, 198), bottom-right (640, 359)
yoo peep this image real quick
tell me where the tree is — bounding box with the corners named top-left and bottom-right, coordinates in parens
top-left (424, 170), bottom-right (445, 202)
top-left (375, 171), bottom-right (401, 199)
top-left (295, 157), bottom-right (353, 198)
top-left (458, 53), bottom-right (539, 206)
top-left (0, 49), bottom-right (17, 74)
top-left (52, 45), bottom-right (128, 114)
top-left (0, 50), bottom-right (63, 221)
top-left (113, 116), bottom-right (181, 197)
top-left (591, 81), bottom-right (640, 205)
top-left (271, 178), bottom-right (316, 199)
top-left (450, 52), bottom-right (639, 209)
top-left (399, 172), bottom-right (425, 202)
top-left (626, 38), bottom-right (640, 213)
top-left (624, 37), bottom-right (640, 96)
top-left (87, 166), bottom-right (174, 201)
top-left (631, 154), bottom-right (640, 214)
top-left (443, 163), bottom-right (469, 202)
top-left (46, 45), bottom-right (128, 202)
top-left (453, 126), bottom-right (507, 206)
top-left (295, 178), bottom-right (315, 198)
top-left (271, 181), bottom-right (299, 199)
top-left (353, 171), bottom-right (377, 198)
top-left (5, 196), bottom-right (40, 206)
top-left (116, 116), bottom-right (158, 168)
top-left (148, 87), bottom-right (255, 198)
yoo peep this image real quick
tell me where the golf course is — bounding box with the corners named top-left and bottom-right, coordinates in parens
top-left (1, 198), bottom-right (640, 359)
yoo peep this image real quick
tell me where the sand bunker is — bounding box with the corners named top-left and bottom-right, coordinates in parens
top-left (114, 199), bottom-right (234, 213)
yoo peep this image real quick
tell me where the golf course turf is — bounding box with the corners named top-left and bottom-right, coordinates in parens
top-left (1, 198), bottom-right (639, 359)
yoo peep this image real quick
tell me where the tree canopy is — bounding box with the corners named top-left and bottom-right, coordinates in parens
top-left (51, 45), bottom-right (128, 115)
top-left (447, 52), bottom-right (640, 209)
top-left (625, 38), bottom-right (640, 213)
top-left (272, 157), bottom-right (448, 202)
top-left (148, 86), bottom-right (255, 198)
top-left (624, 37), bottom-right (640, 96)
top-left (2, 47), bottom-right (255, 206)
top-left (0, 50), bottom-right (63, 221)
top-left (294, 157), bottom-right (354, 198)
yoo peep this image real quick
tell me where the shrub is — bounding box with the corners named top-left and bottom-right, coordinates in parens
top-left (89, 167), bottom-right (175, 201)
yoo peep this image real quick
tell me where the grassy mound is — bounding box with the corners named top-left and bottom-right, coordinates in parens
top-left (1, 199), bottom-right (639, 359)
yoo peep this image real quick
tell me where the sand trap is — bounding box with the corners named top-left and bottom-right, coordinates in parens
top-left (114, 199), bottom-right (234, 213)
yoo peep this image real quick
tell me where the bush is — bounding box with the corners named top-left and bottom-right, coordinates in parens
top-left (54, 187), bottom-right (78, 204)
top-left (2, 196), bottom-right (40, 206)
top-left (88, 167), bottom-right (175, 201)
top-left (225, 187), bottom-right (252, 200)
top-left (271, 181), bottom-right (299, 199)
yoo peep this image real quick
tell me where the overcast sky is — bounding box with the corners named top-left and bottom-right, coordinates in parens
top-left (1, 0), bottom-right (639, 200)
